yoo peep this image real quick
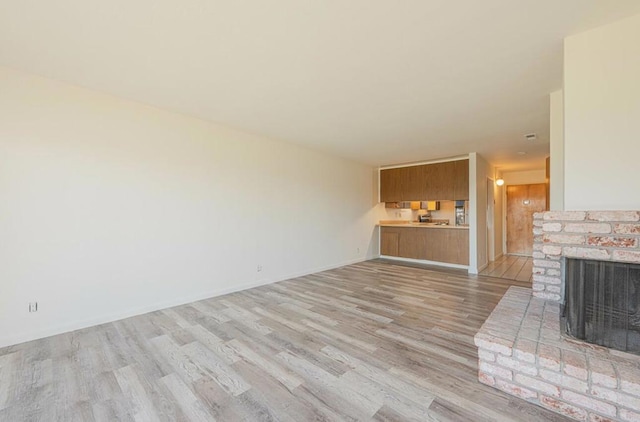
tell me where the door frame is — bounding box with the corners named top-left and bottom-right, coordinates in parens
top-left (487, 177), bottom-right (495, 262)
top-left (502, 185), bottom-right (508, 255)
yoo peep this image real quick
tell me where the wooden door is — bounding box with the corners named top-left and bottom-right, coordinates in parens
top-left (507, 184), bottom-right (547, 255)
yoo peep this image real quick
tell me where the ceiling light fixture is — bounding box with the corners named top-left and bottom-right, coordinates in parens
top-left (494, 168), bottom-right (504, 186)
top-left (517, 151), bottom-right (527, 155)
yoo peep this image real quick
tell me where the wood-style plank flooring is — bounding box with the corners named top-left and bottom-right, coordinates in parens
top-left (0, 259), bottom-right (569, 421)
top-left (479, 255), bottom-right (533, 282)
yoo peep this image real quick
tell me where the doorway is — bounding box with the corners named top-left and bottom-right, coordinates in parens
top-left (506, 183), bottom-right (547, 256)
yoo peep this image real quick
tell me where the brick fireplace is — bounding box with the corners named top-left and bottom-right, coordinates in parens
top-left (475, 211), bottom-right (640, 421)
top-left (532, 211), bottom-right (640, 302)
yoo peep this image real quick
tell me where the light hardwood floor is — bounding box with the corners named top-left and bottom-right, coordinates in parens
top-left (479, 255), bottom-right (534, 282)
top-left (0, 259), bottom-right (568, 421)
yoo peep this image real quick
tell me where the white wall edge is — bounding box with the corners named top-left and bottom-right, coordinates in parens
top-left (468, 153), bottom-right (478, 274)
top-left (377, 168), bottom-right (381, 203)
top-left (0, 256), bottom-right (372, 349)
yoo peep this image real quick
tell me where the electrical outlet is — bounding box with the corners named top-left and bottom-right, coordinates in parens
top-left (257, 265), bottom-right (263, 272)
top-left (29, 302), bottom-right (38, 313)
top-left (357, 247), bottom-right (360, 254)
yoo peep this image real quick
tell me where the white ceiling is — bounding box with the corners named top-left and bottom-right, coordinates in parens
top-left (2, 1), bottom-right (640, 170)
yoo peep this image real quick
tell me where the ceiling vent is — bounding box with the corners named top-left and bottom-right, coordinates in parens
top-left (524, 133), bottom-right (537, 141)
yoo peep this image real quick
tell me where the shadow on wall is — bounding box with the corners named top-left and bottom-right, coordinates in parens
top-left (368, 226), bottom-right (380, 258)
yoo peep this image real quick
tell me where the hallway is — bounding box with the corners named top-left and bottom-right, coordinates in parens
top-left (479, 255), bottom-right (533, 282)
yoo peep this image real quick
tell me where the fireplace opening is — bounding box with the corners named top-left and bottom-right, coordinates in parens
top-left (564, 257), bottom-right (640, 354)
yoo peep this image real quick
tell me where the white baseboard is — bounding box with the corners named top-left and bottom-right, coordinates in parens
top-left (379, 255), bottom-right (469, 271)
top-left (0, 256), bottom-right (371, 349)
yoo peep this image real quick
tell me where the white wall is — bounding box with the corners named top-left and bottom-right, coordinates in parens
top-left (469, 153), bottom-right (493, 273)
top-left (564, 13), bottom-right (640, 210)
top-left (469, 154), bottom-right (477, 272)
top-left (0, 66), bottom-right (377, 348)
top-left (477, 154), bottom-right (491, 272)
top-left (549, 90), bottom-right (564, 210)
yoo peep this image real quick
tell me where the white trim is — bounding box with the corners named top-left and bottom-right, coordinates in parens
top-left (377, 167), bottom-right (381, 203)
top-left (502, 185), bottom-right (508, 254)
top-left (468, 153), bottom-right (478, 274)
top-left (379, 255), bottom-right (469, 271)
top-left (487, 176), bottom-right (495, 262)
top-left (0, 257), bottom-right (369, 349)
top-left (378, 155), bottom-right (470, 170)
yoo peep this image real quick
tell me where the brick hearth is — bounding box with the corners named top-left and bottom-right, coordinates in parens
top-left (475, 287), bottom-right (640, 421)
top-left (476, 210), bottom-right (640, 421)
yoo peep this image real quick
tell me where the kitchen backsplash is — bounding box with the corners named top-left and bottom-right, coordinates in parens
top-left (380, 200), bottom-right (459, 224)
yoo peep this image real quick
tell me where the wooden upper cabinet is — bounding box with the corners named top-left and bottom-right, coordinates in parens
top-left (380, 158), bottom-right (469, 202)
top-left (380, 168), bottom-right (403, 202)
top-left (380, 166), bottom-right (424, 202)
top-left (402, 165), bottom-right (423, 200)
top-left (417, 164), bottom-right (432, 199)
top-left (454, 159), bottom-right (469, 200)
top-left (426, 162), bottom-right (455, 200)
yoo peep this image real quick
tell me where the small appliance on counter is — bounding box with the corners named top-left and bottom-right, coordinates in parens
top-left (418, 214), bottom-right (431, 223)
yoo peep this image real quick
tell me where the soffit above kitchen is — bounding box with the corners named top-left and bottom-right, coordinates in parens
top-left (1, 1), bottom-right (639, 170)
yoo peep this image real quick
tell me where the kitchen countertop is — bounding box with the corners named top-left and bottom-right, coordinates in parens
top-left (378, 221), bottom-right (469, 230)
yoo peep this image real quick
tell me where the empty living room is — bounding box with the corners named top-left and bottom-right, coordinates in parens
top-left (2, 1), bottom-right (640, 421)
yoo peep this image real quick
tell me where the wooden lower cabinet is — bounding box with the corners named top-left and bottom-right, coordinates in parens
top-left (380, 227), bottom-right (469, 265)
top-left (424, 228), bottom-right (469, 265)
top-left (398, 228), bottom-right (427, 259)
top-left (380, 228), bottom-right (400, 256)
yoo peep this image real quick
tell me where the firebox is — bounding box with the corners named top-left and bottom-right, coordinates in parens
top-left (564, 257), bottom-right (640, 354)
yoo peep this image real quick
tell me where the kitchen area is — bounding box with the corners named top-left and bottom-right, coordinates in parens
top-left (378, 157), bottom-right (470, 268)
